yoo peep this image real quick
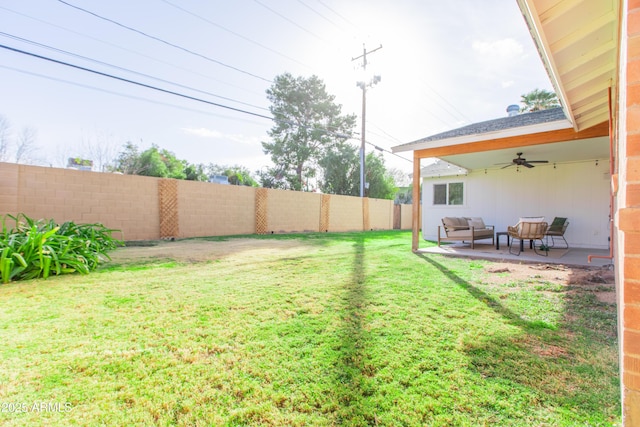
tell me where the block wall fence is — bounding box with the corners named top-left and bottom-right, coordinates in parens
top-left (0, 163), bottom-right (412, 241)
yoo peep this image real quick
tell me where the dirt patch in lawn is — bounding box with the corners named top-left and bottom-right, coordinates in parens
top-left (111, 238), bottom-right (313, 265)
top-left (485, 262), bottom-right (616, 304)
top-left (112, 238), bottom-right (617, 305)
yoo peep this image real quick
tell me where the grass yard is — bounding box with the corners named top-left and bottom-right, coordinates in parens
top-left (0, 231), bottom-right (619, 426)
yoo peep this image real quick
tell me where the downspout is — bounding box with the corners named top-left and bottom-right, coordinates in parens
top-left (588, 86), bottom-right (615, 263)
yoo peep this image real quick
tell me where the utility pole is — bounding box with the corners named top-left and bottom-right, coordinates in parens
top-left (352, 44), bottom-right (382, 198)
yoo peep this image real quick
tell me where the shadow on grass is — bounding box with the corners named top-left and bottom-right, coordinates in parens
top-left (331, 233), bottom-right (377, 425)
top-left (415, 254), bottom-right (536, 330)
top-left (415, 253), bottom-right (620, 424)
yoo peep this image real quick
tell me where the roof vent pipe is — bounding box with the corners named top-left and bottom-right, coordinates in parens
top-left (506, 104), bottom-right (520, 117)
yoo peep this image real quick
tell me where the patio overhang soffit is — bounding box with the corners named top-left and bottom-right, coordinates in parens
top-left (394, 117), bottom-right (609, 171)
top-left (517, 0), bottom-right (620, 132)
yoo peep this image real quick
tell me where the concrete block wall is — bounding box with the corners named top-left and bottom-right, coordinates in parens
top-left (178, 180), bottom-right (255, 237)
top-left (399, 204), bottom-right (413, 230)
top-left (0, 163), bottom-right (411, 240)
top-left (368, 198), bottom-right (393, 230)
top-left (1, 163), bottom-right (158, 241)
top-left (327, 194), bottom-right (365, 232)
top-left (0, 162), bottom-right (18, 214)
top-left (266, 188), bottom-right (322, 233)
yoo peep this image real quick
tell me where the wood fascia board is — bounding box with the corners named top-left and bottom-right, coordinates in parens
top-left (413, 121), bottom-right (608, 159)
top-left (393, 120), bottom-right (572, 154)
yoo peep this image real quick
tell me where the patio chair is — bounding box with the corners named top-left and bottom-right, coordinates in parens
top-left (545, 217), bottom-right (569, 249)
top-left (507, 220), bottom-right (549, 256)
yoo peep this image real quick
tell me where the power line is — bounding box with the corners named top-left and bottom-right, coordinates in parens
top-left (0, 32), bottom-right (269, 112)
top-left (0, 64), bottom-right (268, 127)
top-left (159, 0), bottom-right (312, 70)
top-left (417, 79), bottom-right (472, 124)
top-left (295, 0), bottom-right (350, 34)
top-left (366, 122), bottom-right (405, 144)
top-left (312, 0), bottom-right (361, 33)
top-left (0, 43), bottom-right (361, 142)
top-left (56, 0), bottom-right (273, 83)
top-left (0, 43), bottom-right (274, 121)
top-left (252, 0), bottom-right (334, 47)
top-left (0, 5), bottom-right (268, 98)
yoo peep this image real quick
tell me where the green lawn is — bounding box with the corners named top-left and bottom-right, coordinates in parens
top-left (0, 231), bottom-right (619, 426)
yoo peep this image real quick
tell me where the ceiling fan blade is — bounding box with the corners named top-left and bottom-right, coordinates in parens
top-left (527, 160), bottom-right (549, 164)
top-left (523, 162), bottom-right (535, 168)
top-left (501, 164), bottom-right (514, 169)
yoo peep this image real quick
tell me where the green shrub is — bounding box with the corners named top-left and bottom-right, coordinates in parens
top-left (0, 214), bottom-right (123, 283)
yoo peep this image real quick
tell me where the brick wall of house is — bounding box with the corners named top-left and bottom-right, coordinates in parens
top-left (622, 1), bottom-right (640, 423)
top-left (0, 163), bottom-right (405, 240)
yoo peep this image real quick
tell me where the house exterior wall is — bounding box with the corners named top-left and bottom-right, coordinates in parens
top-left (421, 160), bottom-right (611, 249)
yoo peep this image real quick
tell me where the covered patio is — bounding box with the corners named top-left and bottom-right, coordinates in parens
top-left (419, 242), bottom-right (612, 268)
top-left (392, 106), bottom-right (612, 258)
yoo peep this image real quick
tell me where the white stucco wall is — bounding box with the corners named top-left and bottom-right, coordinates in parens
top-left (421, 160), bottom-right (611, 249)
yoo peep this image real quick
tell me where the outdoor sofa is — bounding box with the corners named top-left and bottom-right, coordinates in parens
top-left (437, 217), bottom-right (495, 249)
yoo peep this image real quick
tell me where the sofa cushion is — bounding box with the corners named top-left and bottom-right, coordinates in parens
top-left (442, 217), bottom-right (468, 229)
top-left (447, 228), bottom-right (493, 239)
top-left (519, 216), bottom-right (544, 223)
top-left (467, 217), bottom-right (486, 229)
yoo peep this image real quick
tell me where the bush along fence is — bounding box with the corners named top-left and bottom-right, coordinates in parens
top-left (0, 163), bottom-right (413, 241)
top-left (0, 213), bottom-right (122, 283)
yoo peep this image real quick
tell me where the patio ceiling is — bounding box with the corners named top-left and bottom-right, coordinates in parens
top-left (517, 0), bottom-right (619, 131)
top-left (436, 134), bottom-right (610, 171)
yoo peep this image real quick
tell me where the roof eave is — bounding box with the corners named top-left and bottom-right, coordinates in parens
top-left (516, 0), bottom-right (577, 131)
top-left (392, 119), bottom-right (572, 154)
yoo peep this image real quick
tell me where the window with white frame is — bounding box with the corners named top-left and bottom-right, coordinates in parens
top-left (433, 182), bottom-right (464, 206)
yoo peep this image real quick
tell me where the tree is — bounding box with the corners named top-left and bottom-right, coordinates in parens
top-left (14, 126), bottom-right (38, 164)
top-left (318, 141), bottom-right (359, 195)
top-left (0, 115), bottom-right (11, 162)
top-left (364, 152), bottom-right (396, 199)
top-left (137, 145), bottom-right (186, 179)
top-left (185, 163), bottom-right (208, 181)
top-left (81, 131), bottom-right (118, 172)
top-left (113, 143), bottom-right (185, 179)
top-left (207, 164), bottom-right (258, 186)
top-left (262, 73), bottom-right (356, 191)
top-left (257, 166), bottom-right (287, 189)
top-left (113, 142), bottom-right (146, 175)
top-left (520, 88), bottom-right (560, 112)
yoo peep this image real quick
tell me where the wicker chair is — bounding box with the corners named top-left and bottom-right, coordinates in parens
top-left (507, 221), bottom-right (549, 256)
top-left (545, 217), bottom-right (569, 249)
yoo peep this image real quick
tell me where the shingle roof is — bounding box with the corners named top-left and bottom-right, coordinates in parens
top-left (399, 107), bottom-right (567, 147)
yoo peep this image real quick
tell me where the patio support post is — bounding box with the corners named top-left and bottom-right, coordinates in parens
top-left (412, 153), bottom-right (420, 251)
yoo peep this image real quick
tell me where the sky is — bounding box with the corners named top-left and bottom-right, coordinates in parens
top-left (0, 0), bottom-right (555, 179)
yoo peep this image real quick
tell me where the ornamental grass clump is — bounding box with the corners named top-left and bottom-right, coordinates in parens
top-left (0, 214), bottom-right (122, 283)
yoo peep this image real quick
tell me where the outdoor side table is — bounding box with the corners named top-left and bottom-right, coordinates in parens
top-left (496, 232), bottom-right (509, 250)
